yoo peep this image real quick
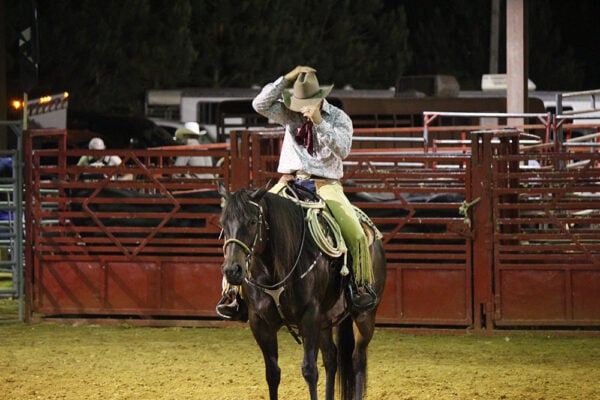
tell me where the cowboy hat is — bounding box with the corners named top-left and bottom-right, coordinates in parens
top-left (283, 72), bottom-right (333, 112)
top-left (175, 122), bottom-right (207, 141)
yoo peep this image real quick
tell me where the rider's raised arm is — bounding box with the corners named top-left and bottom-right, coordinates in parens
top-left (252, 76), bottom-right (295, 126)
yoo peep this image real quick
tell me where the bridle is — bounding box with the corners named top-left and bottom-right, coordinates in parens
top-left (222, 199), bottom-right (313, 291)
top-left (222, 200), bottom-right (266, 274)
top-left (221, 198), bottom-right (318, 344)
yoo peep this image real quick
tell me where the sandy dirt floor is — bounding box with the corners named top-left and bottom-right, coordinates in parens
top-left (1, 300), bottom-right (600, 400)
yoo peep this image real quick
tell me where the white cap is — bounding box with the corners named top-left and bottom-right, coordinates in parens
top-left (89, 137), bottom-right (106, 150)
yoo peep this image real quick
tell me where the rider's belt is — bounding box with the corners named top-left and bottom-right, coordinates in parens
top-left (295, 171), bottom-right (328, 180)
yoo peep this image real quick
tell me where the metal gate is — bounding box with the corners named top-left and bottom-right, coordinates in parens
top-left (0, 121), bottom-right (24, 321)
top-left (484, 130), bottom-right (600, 328)
top-left (242, 128), bottom-right (475, 327)
top-left (24, 130), bottom-right (229, 321)
top-left (24, 125), bottom-right (600, 331)
top-left (243, 126), bottom-right (600, 330)
top-left (345, 150), bottom-right (473, 327)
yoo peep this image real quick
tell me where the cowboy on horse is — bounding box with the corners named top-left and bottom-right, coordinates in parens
top-left (217, 65), bottom-right (377, 321)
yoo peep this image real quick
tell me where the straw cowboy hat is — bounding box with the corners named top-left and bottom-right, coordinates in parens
top-left (175, 122), bottom-right (207, 141)
top-left (283, 72), bottom-right (333, 112)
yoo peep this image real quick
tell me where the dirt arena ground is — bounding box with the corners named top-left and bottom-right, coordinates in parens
top-left (1, 300), bottom-right (599, 400)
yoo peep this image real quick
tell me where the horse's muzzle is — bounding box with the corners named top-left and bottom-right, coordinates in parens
top-left (222, 262), bottom-right (244, 285)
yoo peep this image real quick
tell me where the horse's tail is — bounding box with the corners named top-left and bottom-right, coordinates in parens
top-left (337, 316), bottom-right (355, 400)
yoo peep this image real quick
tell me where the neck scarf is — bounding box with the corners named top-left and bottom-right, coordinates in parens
top-left (294, 121), bottom-right (314, 155)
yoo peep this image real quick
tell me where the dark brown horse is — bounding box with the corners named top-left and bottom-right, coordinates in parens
top-left (218, 183), bottom-right (386, 400)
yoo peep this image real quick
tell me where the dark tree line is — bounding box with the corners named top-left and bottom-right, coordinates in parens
top-left (3, 0), bottom-right (598, 115)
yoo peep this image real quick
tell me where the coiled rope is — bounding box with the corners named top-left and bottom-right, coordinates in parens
top-left (280, 191), bottom-right (350, 276)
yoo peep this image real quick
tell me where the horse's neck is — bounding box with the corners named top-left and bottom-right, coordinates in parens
top-left (263, 194), bottom-right (305, 278)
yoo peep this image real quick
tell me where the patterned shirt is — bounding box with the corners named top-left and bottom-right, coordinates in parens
top-left (252, 76), bottom-right (353, 180)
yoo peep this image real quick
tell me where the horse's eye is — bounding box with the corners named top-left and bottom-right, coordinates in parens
top-left (249, 219), bottom-right (257, 226)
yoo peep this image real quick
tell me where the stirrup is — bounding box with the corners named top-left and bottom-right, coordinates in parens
top-left (216, 295), bottom-right (248, 322)
top-left (347, 283), bottom-right (377, 310)
top-left (215, 296), bottom-right (237, 320)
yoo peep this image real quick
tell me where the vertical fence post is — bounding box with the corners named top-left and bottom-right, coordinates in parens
top-left (470, 130), bottom-right (495, 331)
top-left (23, 129), bottom-right (33, 322)
top-left (229, 130), bottom-right (252, 191)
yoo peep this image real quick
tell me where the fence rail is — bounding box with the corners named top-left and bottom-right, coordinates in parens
top-left (21, 117), bottom-right (600, 330)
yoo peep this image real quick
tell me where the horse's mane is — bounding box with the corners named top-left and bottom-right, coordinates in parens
top-left (262, 192), bottom-right (306, 279)
top-left (221, 189), bottom-right (256, 223)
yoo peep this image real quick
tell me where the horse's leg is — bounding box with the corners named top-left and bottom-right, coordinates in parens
top-left (251, 320), bottom-right (280, 400)
top-left (352, 313), bottom-right (376, 400)
top-left (301, 313), bottom-right (321, 400)
top-left (319, 326), bottom-right (337, 400)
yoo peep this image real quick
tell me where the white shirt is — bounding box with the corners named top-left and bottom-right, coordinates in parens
top-left (77, 155), bottom-right (122, 167)
top-left (252, 76), bottom-right (353, 180)
top-left (174, 138), bottom-right (214, 179)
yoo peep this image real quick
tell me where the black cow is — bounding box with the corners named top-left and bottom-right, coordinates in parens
top-left (67, 187), bottom-right (222, 238)
top-left (347, 190), bottom-right (466, 232)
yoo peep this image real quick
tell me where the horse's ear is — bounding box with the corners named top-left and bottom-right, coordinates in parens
top-left (250, 184), bottom-right (269, 201)
top-left (217, 181), bottom-right (229, 197)
top-left (217, 181), bottom-right (230, 207)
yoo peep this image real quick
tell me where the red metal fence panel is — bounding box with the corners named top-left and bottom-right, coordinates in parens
top-left (24, 131), bottom-right (228, 319)
top-left (490, 134), bottom-right (600, 327)
top-left (243, 130), bottom-right (474, 326)
top-left (23, 124), bottom-right (600, 331)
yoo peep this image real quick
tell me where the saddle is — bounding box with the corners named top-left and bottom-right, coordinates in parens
top-left (279, 182), bottom-right (383, 274)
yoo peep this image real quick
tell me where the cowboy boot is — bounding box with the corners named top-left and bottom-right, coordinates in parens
top-left (216, 291), bottom-right (248, 322)
top-left (347, 282), bottom-right (377, 310)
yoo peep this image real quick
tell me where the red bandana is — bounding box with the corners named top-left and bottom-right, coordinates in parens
top-left (294, 121), bottom-right (314, 155)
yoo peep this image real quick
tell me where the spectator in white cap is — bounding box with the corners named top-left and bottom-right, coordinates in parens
top-left (173, 122), bottom-right (214, 179)
top-left (77, 137), bottom-right (122, 167)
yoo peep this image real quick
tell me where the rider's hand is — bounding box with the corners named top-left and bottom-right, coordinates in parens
top-left (301, 102), bottom-right (323, 125)
top-left (284, 65), bottom-right (316, 83)
top-left (278, 174), bottom-right (294, 184)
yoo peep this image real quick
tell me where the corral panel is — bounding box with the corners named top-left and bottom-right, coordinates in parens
top-left (161, 262), bottom-right (223, 314)
top-left (492, 136), bottom-right (600, 327)
top-left (401, 268), bottom-right (469, 322)
top-left (105, 262), bottom-right (160, 312)
top-left (341, 149), bottom-right (473, 326)
top-left (376, 266), bottom-right (400, 323)
top-left (572, 271), bottom-right (600, 320)
top-left (37, 261), bottom-right (104, 313)
top-left (25, 132), bottom-right (228, 320)
top-left (498, 269), bottom-right (567, 321)
top-left (247, 130), bottom-right (474, 326)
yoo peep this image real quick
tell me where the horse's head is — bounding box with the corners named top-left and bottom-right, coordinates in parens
top-left (218, 183), bottom-right (269, 285)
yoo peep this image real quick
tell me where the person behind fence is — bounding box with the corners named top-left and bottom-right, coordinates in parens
top-left (77, 137), bottom-right (122, 167)
top-left (173, 122), bottom-right (214, 179)
top-left (216, 65), bottom-right (376, 321)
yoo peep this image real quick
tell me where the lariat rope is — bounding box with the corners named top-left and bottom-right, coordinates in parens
top-left (279, 190), bottom-right (350, 276)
